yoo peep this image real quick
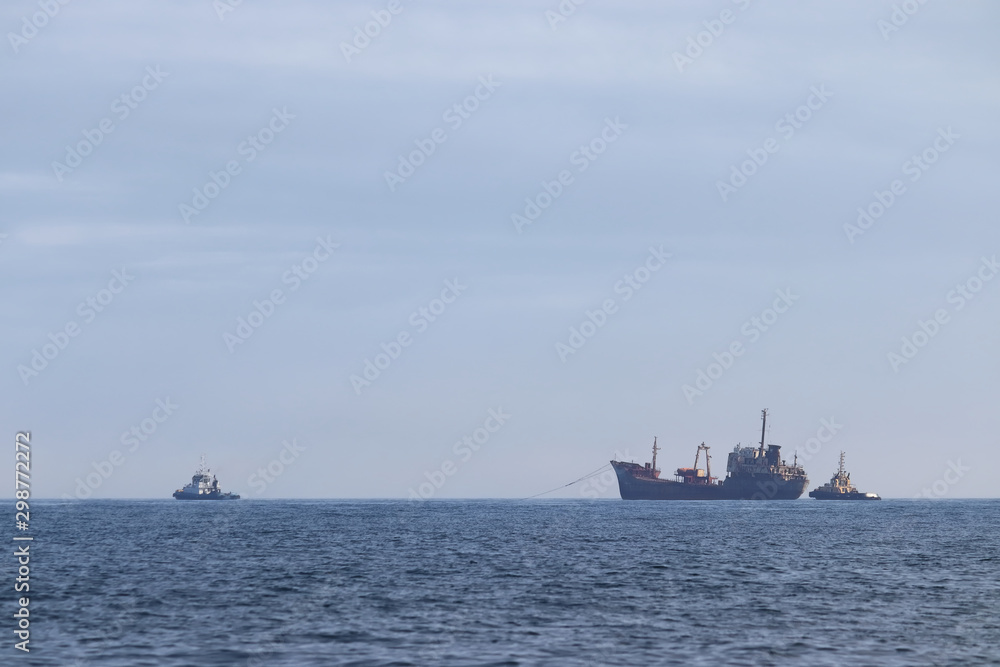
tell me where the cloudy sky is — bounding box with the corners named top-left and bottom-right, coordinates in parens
top-left (3, 0), bottom-right (998, 499)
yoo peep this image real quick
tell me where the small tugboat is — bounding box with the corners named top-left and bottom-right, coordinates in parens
top-left (809, 452), bottom-right (880, 500)
top-left (172, 456), bottom-right (240, 500)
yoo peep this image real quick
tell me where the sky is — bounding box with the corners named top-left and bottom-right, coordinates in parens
top-left (2, 0), bottom-right (998, 499)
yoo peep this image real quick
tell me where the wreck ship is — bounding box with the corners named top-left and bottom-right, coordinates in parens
top-left (611, 409), bottom-right (808, 500)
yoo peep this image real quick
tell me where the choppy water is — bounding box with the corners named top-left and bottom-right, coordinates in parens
top-left (18, 500), bottom-right (1000, 666)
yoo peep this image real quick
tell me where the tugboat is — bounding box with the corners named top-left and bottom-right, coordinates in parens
top-left (172, 457), bottom-right (240, 500)
top-left (611, 409), bottom-right (809, 500)
top-left (809, 452), bottom-right (880, 500)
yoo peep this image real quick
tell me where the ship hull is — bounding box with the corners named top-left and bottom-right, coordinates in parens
top-left (612, 461), bottom-right (806, 500)
top-left (612, 462), bottom-right (728, 499)
top-left (808, 490), bottom-right (880, 500)
top-left (172, 491), bottom-right (240, 500)
top-left (721, 473), bottom-right (809, 500)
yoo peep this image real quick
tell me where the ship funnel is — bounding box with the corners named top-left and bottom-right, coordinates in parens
top-left (651, 437), bottom-right (660, 476)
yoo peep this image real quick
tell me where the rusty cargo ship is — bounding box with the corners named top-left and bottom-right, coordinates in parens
top-left (611, 409), bottom-right (808, 500)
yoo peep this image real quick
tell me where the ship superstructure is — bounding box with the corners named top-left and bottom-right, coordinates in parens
top-left (808, 452), bottom-right (880, 500)
top-left (172, 456), bottom-right (240, 500)
top-left (719, 410), bottom-right (810, 499)
top-left (611, 409), bottom-right (809, 500)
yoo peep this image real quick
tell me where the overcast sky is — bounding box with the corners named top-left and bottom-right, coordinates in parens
top-left (3, 0), bottom-right (998, 499)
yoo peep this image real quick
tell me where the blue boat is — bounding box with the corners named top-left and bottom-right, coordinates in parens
top-left (172, 457), bottom-right (240, 500)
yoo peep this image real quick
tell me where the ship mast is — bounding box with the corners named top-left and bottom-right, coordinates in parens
top-left (838, 451), bottom-right (846, 476)
top-left (651, 437), bottom-right (659, 476)
top-left (758, 408), bottom-right (768, 456)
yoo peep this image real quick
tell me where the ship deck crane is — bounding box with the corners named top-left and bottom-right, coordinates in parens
top-left (694, 442), bottom-right (711, 480)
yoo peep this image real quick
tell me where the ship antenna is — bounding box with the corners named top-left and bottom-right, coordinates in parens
top-left (651, 437), bottom-right (659, 475)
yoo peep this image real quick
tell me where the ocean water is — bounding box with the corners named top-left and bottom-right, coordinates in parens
top-left (19, 499), bottom-right (1000, 666)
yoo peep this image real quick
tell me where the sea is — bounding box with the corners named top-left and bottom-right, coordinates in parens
top-left (17, 499), bottom-right (1000, 666)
